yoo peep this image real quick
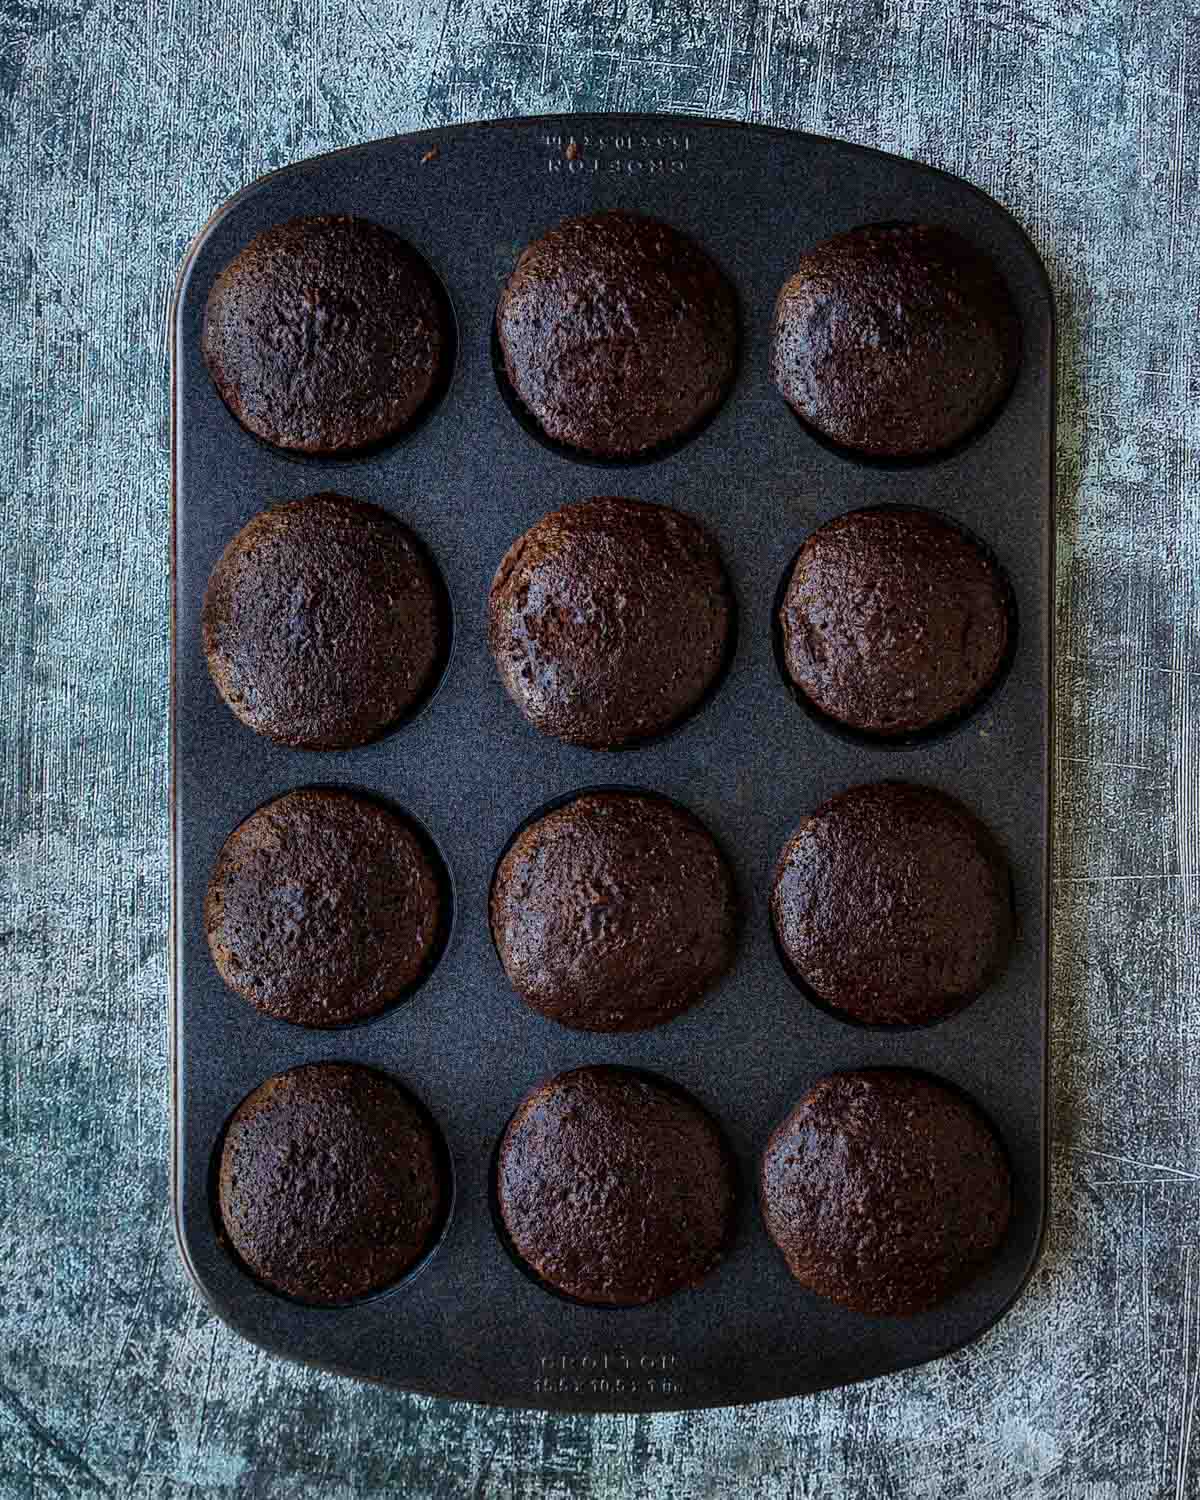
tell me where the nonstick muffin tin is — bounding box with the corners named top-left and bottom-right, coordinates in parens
top-left (171, 114), bottom-right (1053, 1411)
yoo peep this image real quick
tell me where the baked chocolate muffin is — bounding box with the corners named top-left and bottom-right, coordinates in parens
top-left (202, 215), bottom-right (446, 454)
top-left (496, 211), bottom-right (737, 457)
top-left (779, 507), bottom-right (1011, 736)
top-left (497, 1066), bottom-right (735, 1305)
top-left (771, 781), bottom-right (1012, 1026)
top-left (218, 1062), bottom-right (446, 1304)
top-left (206, 789), bottom-right (442, 1028)
top-left (488, 497), bottom-right (732, 749)
top-left (491, 791), bottom-right (736, 1032)
top-left (202, 493), bottom-right (446, 749)
top-left (771, 223), bottom-right (1019, 458)
top-left (760, 1069), bottom-right (1011, 1315)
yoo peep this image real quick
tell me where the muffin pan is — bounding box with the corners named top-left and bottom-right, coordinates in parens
top-left (171, 114), bottom-right (1053, 1411)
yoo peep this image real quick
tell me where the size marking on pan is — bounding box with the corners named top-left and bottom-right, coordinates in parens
top-left (533, 1351), bottom-right (684, 1398)
top-left (543, 131), bottom-right (691, 175)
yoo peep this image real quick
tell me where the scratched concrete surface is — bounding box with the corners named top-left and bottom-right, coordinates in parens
top-left (1, 0), bottom-right (1198, 1495)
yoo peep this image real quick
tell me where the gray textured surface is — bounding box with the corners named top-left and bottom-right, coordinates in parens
top-left (0, 0), bottom-right (1197, 1495)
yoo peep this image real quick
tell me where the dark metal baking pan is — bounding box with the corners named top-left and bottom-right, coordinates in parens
top-left (171, 113), bottom-right (1053, 1412)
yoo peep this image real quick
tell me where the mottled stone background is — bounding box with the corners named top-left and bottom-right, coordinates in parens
top-left (2, 0), bottom-right (1198, 1495)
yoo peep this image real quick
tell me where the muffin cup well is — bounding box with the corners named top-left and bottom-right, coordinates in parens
top-left (486, 783), bottom-right (741, 1032)
top-left (487, 514), bottom-right (741, 755)
top-left (768, 778), bottom-right (1017, 1031)
top-left (758, 1066), bottom-right (1013, 1315)
top-left (205, 240), bottom-right (460, 465)
top-left (770, 220), bottom-right (1021, 467)
top-left (770, 504), bottom-right (1019, 751)
top-left (209, 1062), bottom-right (456, 1307)
top-left (206, 787), bottom-right (456, 1030)
top-left (488, 1064), bottom-right (740, 1309)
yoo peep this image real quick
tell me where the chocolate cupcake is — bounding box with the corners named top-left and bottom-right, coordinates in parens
top-left (488, 497), bottom-right (732, 749)
top-left (771, 223), bottom-right (1019, 458)
top-left (202, 215), bottom-right (446, 454)
top-left (496, 211), bottom-right (737, 457)
top-left (760, 1069), bottom-right (1011, 1315)
top-left (491, 791), bottom-right (735, 1032)
top-left (779, 507), bottom-right (1011, 737)
top-left (771, 781), bottom-right (1012, 1027)
top-left (202, 493), bottom-right (446, 749)
top-left (497, 1066), bottom-right (735, 1305)
top-left (218, 1062), bottom-right (446, 1304)
top-left (206, 789), bottom-right (443, 1028)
